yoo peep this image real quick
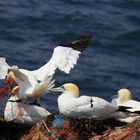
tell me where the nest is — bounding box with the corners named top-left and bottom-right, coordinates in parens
top-left (0, 113), bottom-right (140, 140)
top-left (21, 113), bottom-right (140, 140)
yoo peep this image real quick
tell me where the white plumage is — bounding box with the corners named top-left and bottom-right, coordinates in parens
top-left (0, 57), bottom-right (17, 79)
top-left (6, 70), bottom-right (55, 101)
top-left (32, 46), bottom-right (81, 81)
top-left (0, 35), bottom-right (91, 100)
top-left (51, 83), bottom-right (118, 119)
top-left (111, 89), bottom-right (140, 113)
top-left (58, 94), bottom-right (118, 119)
top-left (4, 86), bottom-right (50, 125)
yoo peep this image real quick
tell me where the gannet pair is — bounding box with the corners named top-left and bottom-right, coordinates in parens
top-left (6, 71), bottom-right (55, 104)
top-left (0, 35), bottom-right (91, 102)
top-left (4, 86), bottom-right (50, 125)
top-left (49, 84), bottom-right (140, 122)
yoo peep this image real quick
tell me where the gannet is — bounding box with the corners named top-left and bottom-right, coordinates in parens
top-left (0, 35), bottom-right (91, 81)
top-left (4, 86), bottom-right (50, 125)
top-left (51, 83), bottom-right (118, 119)
top-left (0, 35), bottom-right (91, 100)
top-left (112, 89), bottom-right (140, 113)
top-left (6, 71), bottom-right (55, 104)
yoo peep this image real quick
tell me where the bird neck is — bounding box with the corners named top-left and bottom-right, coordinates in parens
top-left (111, 98), bottom-right (119, 106)
top-left (62, 91), bottom-right (77, 98)
top-left (8, 95), bottom-right (22, 102)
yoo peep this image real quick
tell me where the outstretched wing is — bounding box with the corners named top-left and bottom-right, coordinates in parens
top-left (11, 69), bottom-right (29, 84)
top-left (11, 69), bottom-right (32, 99)
top-left (0, 57), bottom-right (10, 79)
top-left (0, 57), bottom-right (18, 79)
top-left (60, 35), bottom-right (91, 52)
top-left (32, 35), bottom-right (91, 81)
top-left (32, 75), bottom-right (55, 99)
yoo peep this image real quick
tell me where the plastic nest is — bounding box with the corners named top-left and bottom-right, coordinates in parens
top-left (21, 113), bottom-right (140, 140)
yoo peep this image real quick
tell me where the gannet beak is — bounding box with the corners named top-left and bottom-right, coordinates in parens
top-left (11, 86), bottom-right (19, 96)
top-left (6, 71), bottom-right (17, 85)
top-left (49, 86), bottom-right (64, 92)
top-left (5, 71), bottom-right (18, 93)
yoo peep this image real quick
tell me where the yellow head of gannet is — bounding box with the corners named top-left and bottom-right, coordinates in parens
top-left (63, 83), bottom-right (79, 97)
top-left (11, 86), bottom-right (19, 95)
top-left (6, 71), bottom-right (17, 84)
top-left (118, 88), bottom-right (132, 103)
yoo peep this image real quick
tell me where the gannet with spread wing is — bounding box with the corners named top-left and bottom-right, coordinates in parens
top-left (0, 35), bottom-right (91, 80)
top-left (6, 70), bottom-right (55, 104)
top-left (0, 35), bottom-right (91, 101)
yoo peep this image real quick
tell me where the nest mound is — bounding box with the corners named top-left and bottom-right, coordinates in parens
top-left (21, 113), bottom-right (140, 140)
top-left (0, 113), bottom-right (140, 140)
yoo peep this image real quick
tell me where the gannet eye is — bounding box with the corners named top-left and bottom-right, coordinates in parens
top-left (61, 85), bottom-right (65, 90)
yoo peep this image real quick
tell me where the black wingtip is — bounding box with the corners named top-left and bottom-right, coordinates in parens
top-left (116, 106), bottom-right (132, 112)
top-left (60, 34), bottom-right (92, 52)
top-left (117, 106), bottom-right (140, 114)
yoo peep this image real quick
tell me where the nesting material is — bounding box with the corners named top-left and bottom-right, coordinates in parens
top-left (21, 113), bottom-right (140, 140)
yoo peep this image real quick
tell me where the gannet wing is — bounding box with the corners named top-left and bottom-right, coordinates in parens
top-left (0, 57), bottom-right (11, 79)
top-left (11, 69), bottom-right (29, 83)
top-left (118, 100), bottom-right (140, 108)
top-left (0, 57), bottom-right (18, 79)
top-left (118, 105), bottom-right (140, 114)
top-left (21, 105), bottom-right (50, 124)
top-left (73, 96), bottom-right (117, 118)
top-left (118, 100), bottom-right (140, 113)
top-left (11, 69), bottom-right (32, 99)
top-left (32, 75), bottom-right (55, 99)
top-left (32, 35), bottom-right (91, 81)
top-left (0, 57), bottom-right (8, 79)
top-left (62, 35), bottom-right (91, 52)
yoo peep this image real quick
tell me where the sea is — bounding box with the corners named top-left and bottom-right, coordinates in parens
top-left (0, 0), bottom-right (140, 113)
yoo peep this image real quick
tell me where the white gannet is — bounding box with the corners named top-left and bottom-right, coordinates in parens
top-left (51, 83), bottom-right (118, 119)
top-left (111, 89), bottom-right (140, 113)
top-left (6, 71), bottom-right (55, 104)
top-left (4, 86), bottom-right (50, 125)
top-left (0, 35), bottom-right (91, 81)
top-left (0, 35), bottom-right (91, 100)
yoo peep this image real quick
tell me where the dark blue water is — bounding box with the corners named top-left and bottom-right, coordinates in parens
top-left (0, 0), bottom-right (140, 112)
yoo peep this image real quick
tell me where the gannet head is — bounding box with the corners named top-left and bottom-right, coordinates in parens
top-left (63, 83), bottom-right (79, 97)
top-left (6, 71), bottom-right (17, 84)
top-left (118, 88), bottom-right (132, 103)
top-left (51, 83), bottom-right (80, 97)
top-left (11, 86), bottom-right (19, 95)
